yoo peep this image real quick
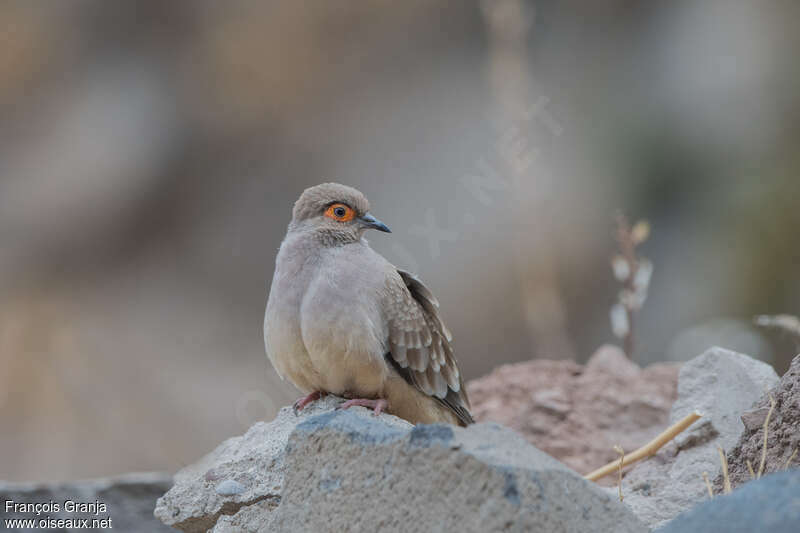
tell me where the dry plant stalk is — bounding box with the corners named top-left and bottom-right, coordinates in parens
top-left (746, 460), bottom-right (756, 479)
top-left (717, 446), bottom-right (732, 494)
top-left (753, 314), bottom-right (800, 341)
top-left (701, 471), bottom-right (714, 499)
top-left (585, 411), bottom-right (702, 481)
top-left (614, 445), bottom-right (625, 502)
top-left (609, 213), bottom-right (652, 359)
top-left (783, 448), bottom-right (798, 470)
top-left (757, 394), bottom-right (776, 479)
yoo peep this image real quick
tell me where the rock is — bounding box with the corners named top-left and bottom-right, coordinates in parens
top-left (656, 470), bottom-right (800, 533)
top-left (156, 346), bottom-right (780, 531)
top-left (156, 397), bottom-right (645, 532)
top-left (669, 347), bottom-right (779, 450)
top-left (739, 405), bottom-right (771, 432)
top-left (154, 395), bottom-right (412, 532)
top-left (584, 344), bottom-right (642, 378)
top-left (716, 353), bottom-right (800, 491)
top-left (252, 410), bottom-right (646, 533)
top-left (467, 344), bottom-right (679, 481)
top-left (619, 347), bottom-right (779, 529)
top-left (0, 472), bottom-right (173, 533)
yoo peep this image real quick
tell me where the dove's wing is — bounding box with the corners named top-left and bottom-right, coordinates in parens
top-left (383, 268), bottom-right (473, 425)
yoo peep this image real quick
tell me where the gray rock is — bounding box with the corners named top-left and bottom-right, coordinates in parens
top-left (158, 394), bottom-right (645, 533)
top-left (670, 346), bottom-right (778, 450)
top-left (656, 470), bottom-right (800, 533)
top-left (0, 472), bottom-right (173, 533)
top-left (255, 410), bottom-right (646, 533)
top-left (620, 347), bottom-right (779, 529)
top-left (154, 395), bottom-right (412, 532)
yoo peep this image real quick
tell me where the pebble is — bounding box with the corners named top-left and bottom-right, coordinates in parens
top-left (215, 479), bottom-right (245, 496)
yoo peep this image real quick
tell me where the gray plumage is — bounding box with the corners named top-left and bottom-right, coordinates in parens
top-left (264, 183), bottom-right (473, 426)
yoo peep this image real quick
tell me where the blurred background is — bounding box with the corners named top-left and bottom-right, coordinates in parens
top-left (2, 0), bottom-right (799, 482)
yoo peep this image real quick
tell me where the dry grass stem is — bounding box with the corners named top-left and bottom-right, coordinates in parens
top-left (757, 394), bottom-right (776, 479)
top-left (717, 446), bottom-right (732, 494)
top-left (614, 445), bottom-right (625, 502)
top-left (746, 459), bottom-right (756, 479)
top-left (610, 212), bottom-right (653, 360)
top-left (702, 471), bottom-right (714, 499)
top-left (754, 314), bottom-right (800, 338)
top-left (585, 411), bottom-right (702, 481)
top-left (783, 448), bottom-right (798, 470)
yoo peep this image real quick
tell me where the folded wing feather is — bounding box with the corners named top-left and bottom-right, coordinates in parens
top-left (384, 268), bottom-right (473, 425)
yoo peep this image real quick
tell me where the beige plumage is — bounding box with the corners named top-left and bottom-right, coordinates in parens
top-left (264, 183), bottom-right (473, 426)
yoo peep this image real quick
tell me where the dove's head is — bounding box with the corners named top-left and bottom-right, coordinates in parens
top-left (290, 183), bottom-right (391, 245)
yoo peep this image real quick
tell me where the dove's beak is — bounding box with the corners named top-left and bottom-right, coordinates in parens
top-left (358, 213), bottom-right (391, 233)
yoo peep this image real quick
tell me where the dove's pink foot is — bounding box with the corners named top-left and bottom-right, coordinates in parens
top-left (336, 398), bottom-right (388, 416)
top-left (293, 391), bottom-right (324, 415)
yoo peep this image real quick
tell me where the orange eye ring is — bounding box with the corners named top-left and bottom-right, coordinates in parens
top-left (324, 203), bottom-right (355, 222)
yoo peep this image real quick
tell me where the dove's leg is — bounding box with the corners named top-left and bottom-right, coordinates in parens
top-left (293, 391), bottom-right (324, 415)
top-left (336, 398), bottom-right (388, 416)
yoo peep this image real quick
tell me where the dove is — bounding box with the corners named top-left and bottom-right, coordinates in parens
top-left (264, 183), bottom-right (473, 426)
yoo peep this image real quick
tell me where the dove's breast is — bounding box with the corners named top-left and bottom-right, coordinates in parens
top-left (298, 242), bottom-right (391, 397)
top-left (266, 234), bottom-right (392, 397)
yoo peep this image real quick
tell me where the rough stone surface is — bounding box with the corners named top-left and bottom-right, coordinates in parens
top-left (263, 410), bottom-right (647, 533)
top-left (0, 472), bottom-right (173, 533)
top-left (212, 499), bottom-right (276, 533)
top-left (154, 395), bottom-right (411, 532)
top-left (657, 470), bottom-right (800, 533)
top-left (716, 353), bottom-right (800, 491)
top-left (619, 347), bottom-right (779, 529)
top-left (467, 344), bottom-right (679, 481)
top-left (158, 400), bottom-right (645, 532)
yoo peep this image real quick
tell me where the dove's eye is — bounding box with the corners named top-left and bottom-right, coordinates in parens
top-left (325, 203), bottom-right (355, 222)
